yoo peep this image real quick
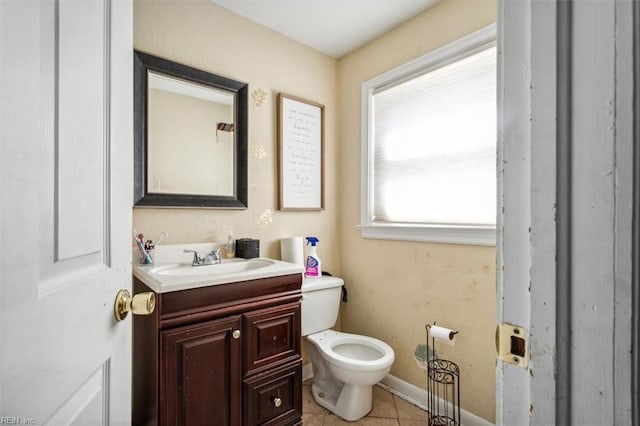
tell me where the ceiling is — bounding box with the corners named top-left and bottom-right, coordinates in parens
top-left (210, 0), bottom-right (441, 58)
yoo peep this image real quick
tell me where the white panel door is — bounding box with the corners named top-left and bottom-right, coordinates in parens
top-left (0, 0), bottom-right (133, 424)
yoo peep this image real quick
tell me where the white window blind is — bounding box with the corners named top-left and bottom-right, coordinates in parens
top-left (372, 45), bottom-right (497, 226)
top-left (360, 25), bottom-right (497, 245)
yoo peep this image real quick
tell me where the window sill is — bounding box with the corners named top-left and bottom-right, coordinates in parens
top-left (358, 223), bottom-right (496, 246)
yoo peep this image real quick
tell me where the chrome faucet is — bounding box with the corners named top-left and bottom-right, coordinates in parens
top-left (203, 249), bottom-right (222, 265)
top-left (183, 249), bottom-right (221, 266)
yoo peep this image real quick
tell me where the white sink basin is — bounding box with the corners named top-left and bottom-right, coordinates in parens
top-left (149, 258), bottom-right (275, 277)
top-left (133, 243), bottom-right (303, 293)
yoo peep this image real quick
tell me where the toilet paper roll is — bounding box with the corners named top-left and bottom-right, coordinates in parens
top-left (280, 236), bottom-right (304, 265)
top-left (429, 325), bottom-right (457, 346)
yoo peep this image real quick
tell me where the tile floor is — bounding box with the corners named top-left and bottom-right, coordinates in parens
top-left (302, 383), bottom-right (429, 425)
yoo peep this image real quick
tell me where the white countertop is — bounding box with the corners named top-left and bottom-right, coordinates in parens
top-left (133, 242), bottom-right (304, 293)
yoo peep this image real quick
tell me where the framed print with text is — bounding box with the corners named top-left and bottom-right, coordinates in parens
top-left (277, 93), bottom-right (325, 211)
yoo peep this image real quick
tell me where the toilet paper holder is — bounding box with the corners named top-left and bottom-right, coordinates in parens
top-left (425, 323), bottom-right (461, 426)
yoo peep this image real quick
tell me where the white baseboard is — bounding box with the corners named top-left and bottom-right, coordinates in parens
top-left (379, 374), bottom-right (494, 426)
top-left (303, 363), bottom-right (493, 426)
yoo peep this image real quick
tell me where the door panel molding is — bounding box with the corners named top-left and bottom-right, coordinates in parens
top-left (41, 0), bottom-right (114, 294)
top-left (55, 0), bottom-right (110, 262)
top-left (102, 0), bottom-right (112, 268)
top-left (44, 362), bottom-right (110, 426)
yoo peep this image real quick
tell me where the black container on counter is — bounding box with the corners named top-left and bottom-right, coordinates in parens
top-left (235, 238), bottom-right (260, 258)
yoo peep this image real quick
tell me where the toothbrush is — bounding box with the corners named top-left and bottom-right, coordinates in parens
top-left (133, 231), bottom-right (153, 264)
top-left (140, 234), bottom-right (155, 264)
top-left (155, 231), bottom-right (169, 246)
top-left (133, 232), bottom-right (147, 254)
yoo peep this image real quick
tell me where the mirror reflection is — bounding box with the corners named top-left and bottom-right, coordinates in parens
top-left (133, 50), bottom-right (248, 208)
top-left (147, 72), bottom-right (235, 196)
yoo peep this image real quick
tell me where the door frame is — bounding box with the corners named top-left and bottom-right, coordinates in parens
top-left (633, 0), bottom-right (640, 422)
top-left (498, 0), bottom-right (636, 424)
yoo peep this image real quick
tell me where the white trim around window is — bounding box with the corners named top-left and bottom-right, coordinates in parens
top-left (358, 223), bottom-right (496, 246)
top-left (359, 24), bottom-right (497, 246)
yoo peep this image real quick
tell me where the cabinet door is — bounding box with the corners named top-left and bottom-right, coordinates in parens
top-left (161, 316), bottom-right (242, 426)
top-left (244, 301), bottom-right (301, 376)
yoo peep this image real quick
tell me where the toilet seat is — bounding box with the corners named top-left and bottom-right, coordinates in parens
top-left (306, 330), bottom-right (394, 372)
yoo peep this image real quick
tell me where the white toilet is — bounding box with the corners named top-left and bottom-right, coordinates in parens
top-left (302, 276), bottom-right (395, 421)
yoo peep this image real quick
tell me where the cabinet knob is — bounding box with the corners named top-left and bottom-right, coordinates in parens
top-left (232, 329), bottom-right (241, 339)
top-left (114, 289), bottom-right (155, 321)
top-left (272, 396), bottom-right (282, 408)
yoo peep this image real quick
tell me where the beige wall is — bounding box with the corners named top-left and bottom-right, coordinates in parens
top-left (134, 0), bottom-right (340, 271)
top-left (337, 0), bottom-right (497, 421)
top-left (135, 0), bottom-right (497, 421)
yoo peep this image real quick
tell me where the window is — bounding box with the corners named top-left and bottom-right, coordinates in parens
top-left (360, 25), bottom-right (497, 245)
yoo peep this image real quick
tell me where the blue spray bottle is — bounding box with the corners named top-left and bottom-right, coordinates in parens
top-left (304, 237), bottom-right (321, 278)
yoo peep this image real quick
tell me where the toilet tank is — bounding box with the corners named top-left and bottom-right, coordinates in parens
top-left (301, 276), bottom-right (343, 336)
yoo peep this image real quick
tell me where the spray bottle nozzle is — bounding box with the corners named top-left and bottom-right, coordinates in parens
top-left (305, 237), bottom-right (319, 246)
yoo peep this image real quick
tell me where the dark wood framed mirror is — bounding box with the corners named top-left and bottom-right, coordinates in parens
top-left (134, 50), bottom-right (248, 208)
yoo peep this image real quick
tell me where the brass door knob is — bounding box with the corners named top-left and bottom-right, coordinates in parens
top-left (114, 289), bottom-right (155, 321)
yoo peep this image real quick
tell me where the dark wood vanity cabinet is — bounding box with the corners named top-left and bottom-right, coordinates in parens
top-left (132, 273), bottom-right (303, 426)
top-left (161, 316), bottom-right (243, 425)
